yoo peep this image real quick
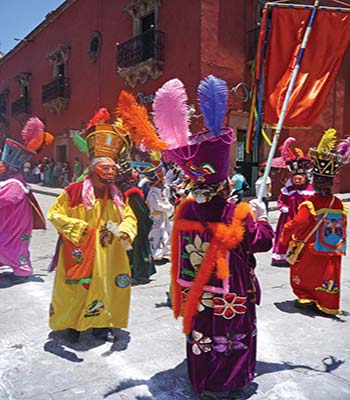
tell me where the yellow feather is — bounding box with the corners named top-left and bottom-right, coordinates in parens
top-left (149, 150), bottom-right (162, 161)
top-left (317, 128), bottom-right (337, 153)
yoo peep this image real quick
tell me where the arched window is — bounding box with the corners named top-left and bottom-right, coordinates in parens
top-left (88, 31), bottom-right (102, 63)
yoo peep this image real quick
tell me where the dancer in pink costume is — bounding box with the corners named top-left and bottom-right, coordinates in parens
top-left (271, 138), bottom-right (314, 267)
top-left (0, 118), bottom-right (51, 282)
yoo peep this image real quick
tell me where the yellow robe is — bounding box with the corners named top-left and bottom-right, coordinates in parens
top-left (48, 188), bottom-right (137, 331)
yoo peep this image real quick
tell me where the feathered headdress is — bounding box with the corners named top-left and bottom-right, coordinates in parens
top-left (116, 90), bottom-right (168, 151)
top-left (157, 75), bottom-right (235, 185)
top-left (21, 117), bottom-right (54, 152)
top-left (279, 136), bottom-right (310, 175)
top-left (85, 107), bottom-right (130, 160)
top-left (152, 78), bottom-right (190, 149)
top-left (197, 75), bottom-right (228, 137)
top-left (309, 128), bottom-right (343, 177)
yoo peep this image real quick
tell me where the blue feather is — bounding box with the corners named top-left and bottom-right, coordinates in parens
top-left (197, 75), bottom-right (228, 137)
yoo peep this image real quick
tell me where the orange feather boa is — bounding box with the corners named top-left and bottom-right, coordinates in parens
top-left (171, 199), bottom-right (252, 334)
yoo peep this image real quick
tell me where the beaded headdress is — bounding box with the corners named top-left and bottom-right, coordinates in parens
top-left (309, 128), bottom-right (350, 177)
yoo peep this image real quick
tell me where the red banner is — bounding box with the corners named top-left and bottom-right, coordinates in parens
top-left (262, 8), bottom-right (350, 128)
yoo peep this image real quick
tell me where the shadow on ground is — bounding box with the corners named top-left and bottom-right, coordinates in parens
top-left (256, 355), bottom-right (345, 376)
top-left (274, 300), bottom-right (349, 322)
top-left (0, 272), bottom-right (45, 288)
top-left (103, 360), bottom-right (259, 400)
top-left (103, 355), bottom-right (345, 400)
top-left (44, 329), bottom-right (131, 362)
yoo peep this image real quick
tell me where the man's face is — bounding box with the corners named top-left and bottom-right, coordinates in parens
top-left (313, 175), bottom-right (333, 191)
top-left (92, 159), bottom-right (117, 184)
top-left (292, 174), bottom-right (306, 187)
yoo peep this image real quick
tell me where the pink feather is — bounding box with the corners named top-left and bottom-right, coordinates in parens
top-left (21, 117), bottom-right (44, 146)
top-left (280, 137), bottom-right (296, 161)
top-left (336, 137), bottom-right (350, 158)
top-left (152, 78), bottom-right (190, 149)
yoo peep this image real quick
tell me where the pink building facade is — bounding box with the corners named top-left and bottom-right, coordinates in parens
top-left (0, 0), bottom-right (348, 194)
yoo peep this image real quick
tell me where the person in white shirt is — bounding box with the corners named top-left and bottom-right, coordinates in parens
top-left (146, 173), bottom-right (174, 261)
top-left (22, 160), bottom-right (32, 182)
top-left (255, 167), bottom-right (272, 214)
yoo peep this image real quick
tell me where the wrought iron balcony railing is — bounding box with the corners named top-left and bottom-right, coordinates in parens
top-left (117, 29), bottom-right (164, 68)
top-left (42, 77), bottom-right (71, 104)
top-left (246, 26), bottom-right (261, 63)
top-left (11, 96), bottom-right (30, 116)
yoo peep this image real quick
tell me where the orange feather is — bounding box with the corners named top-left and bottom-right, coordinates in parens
top-left (294, 147), bottom-right (304, 157)
top-left (116, 90), bottom-right (168, 151)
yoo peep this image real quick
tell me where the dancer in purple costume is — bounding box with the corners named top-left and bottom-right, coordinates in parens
top-left (175, 194), bottom-right (273, 397)
top-left (150, 75), bottom-right (274, 398)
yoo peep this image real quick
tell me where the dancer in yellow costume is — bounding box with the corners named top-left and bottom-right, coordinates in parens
top-left (48, 109), bottom-right (137, 342)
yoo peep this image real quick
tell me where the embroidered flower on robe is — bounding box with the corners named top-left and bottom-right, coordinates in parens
top-left (292, 274), bottom-right (301, 285)
top-left (185, 234), bottom-right (210, 267)
top-left (199, 291), bottom-right (214, 311)
top-left (84, 300), bottom-right (105, 318)
top-left (315, 280), bottom-right (340, 294)
top-left (189, 330), bottom-right (212, 355)
top-left (182, 289), bottom-right (214, 312)
top-left (213, 331), bottom-right (247, 355)
top-left (213, 293), bottom-right (247, 319)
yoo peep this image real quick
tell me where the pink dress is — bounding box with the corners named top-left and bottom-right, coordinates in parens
top-left (0, 175), bottom-right (45, 276)
top-left (272, 181), bottom-right (314, 266)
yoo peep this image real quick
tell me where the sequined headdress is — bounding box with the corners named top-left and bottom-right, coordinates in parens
top-left (84, 108), bottom-right (130, 160)
top-left (309, 128), bottom-right (350, 178)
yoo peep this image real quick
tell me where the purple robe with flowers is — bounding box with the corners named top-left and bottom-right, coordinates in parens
top-left (272, 182), bottom-right (314, 265)
top-left (177, 197), bottom-right (274, 394)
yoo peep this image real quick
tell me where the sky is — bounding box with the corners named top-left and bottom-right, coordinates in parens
top-left (0, 0), bottom-right (65, 55)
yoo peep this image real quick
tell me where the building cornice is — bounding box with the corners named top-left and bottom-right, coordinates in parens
top-left (0, 0), bottom-right (78, 66)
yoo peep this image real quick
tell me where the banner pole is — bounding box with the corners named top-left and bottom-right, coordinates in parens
top-left (257, 0), bottom-right (319, 202)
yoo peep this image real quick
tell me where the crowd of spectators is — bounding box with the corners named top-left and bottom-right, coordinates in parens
top-left (20, 157), bottom-right (84, 188)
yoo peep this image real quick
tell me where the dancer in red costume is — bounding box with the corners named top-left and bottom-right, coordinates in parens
top-left (281, 129), bottom-right (349, 314)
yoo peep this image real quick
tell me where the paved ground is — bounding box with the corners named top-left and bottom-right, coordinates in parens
top-left (0, 188), bottom-right (350, 400)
